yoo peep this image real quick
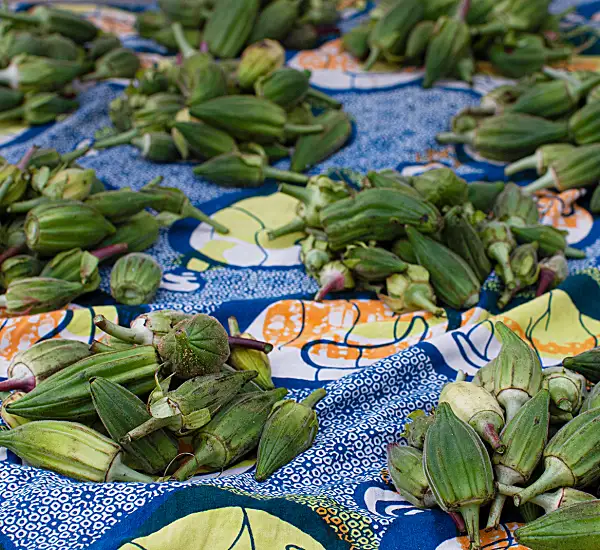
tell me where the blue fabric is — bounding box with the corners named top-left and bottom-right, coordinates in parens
top-left (1, 2), bottom-right (600, 549)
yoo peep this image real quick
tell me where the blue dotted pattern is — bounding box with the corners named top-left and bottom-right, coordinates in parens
top-left (1, 1), bottom-right (600, 548)
top-left (0, 346), bottom-right (448, 549)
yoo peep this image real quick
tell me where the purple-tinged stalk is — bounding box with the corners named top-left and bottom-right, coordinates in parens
top-left (228, 336), bottom-right (273, 354)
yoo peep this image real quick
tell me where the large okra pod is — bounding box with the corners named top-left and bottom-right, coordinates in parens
top-left (387, 444), bottom-right (436, 508)
top-left (437, 114), bottom-right (569, 162)
top-left (0, 339), bottom-right (91, 392)
top-left (90, 377), bottom-right (178, 475)
top-left (0, 420), bottom-right (152, 482)
top-left (406, 225), bottom-right (481, 309)
top-left (6, 346), bottom-right (159, 420)
top-left (85, 188), bottom-right (160, 223)
top-left (255, 388), bottom-right (325, 481)
top-left (320, 189), bottom-right (442, 251)
top-left (486, 389), bottom-right (550, 528)
top-left (172, 121), bottom-right (237, 160)
top-left (190, 95), bottom-right (323, 143)
top-left (24, 200), bottom-right (116, 255)
top-left (203, 0), bottom-right (260, 59)
top-left (123, 370), bottom-right (257, 441)
top-left (505, 144), bottom-right (576, 177)
top-left (493, 182), bottom-right (539, 227)
top-left (493, 322), bottom-right (542, 422)
top-left (439, 379), bottom-right (505, 452)
top-left (523, 145), bottom-right (600, 194)
top-left (512, 407), bottom-right (600, 506)
top-left (507, 77), bottom-right (600, 119)
top-left (467, 181), bottom-right (505, 213)
top-left (515, 500), bottom-right (600, 550)
top-left (290, 110), bottom-right (352, 173)
top-left (424, 402), bottom-right (495, 550)
top-left (248, 0), bottom-right (299, 44)
top-left (0, 6), bottom-right (98, 44)
top-left (0, 277), bottom-right (85, 315)
top-left (364, 0), bottom-right (425, 70)
top-left (569, 100), bottom-right (600, 145)
top-left (423, 15), bottom-right (470, 88)
top-left (443, 206), bottom-right (492, 283)
top-left (158, 314), bottom-right (230, 379)
top-left (173, 388), bottom-right (288, 480)
top-left (563, 347), bottom-right (600, 383)
top-left (98, 211), bottom-right (160, 254)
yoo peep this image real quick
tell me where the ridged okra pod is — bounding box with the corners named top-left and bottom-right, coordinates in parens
top-left (320, 189), bottom-right (442, 251)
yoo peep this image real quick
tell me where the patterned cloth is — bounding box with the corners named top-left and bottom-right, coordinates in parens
top-left (1, 2), bottom-right (600, 549)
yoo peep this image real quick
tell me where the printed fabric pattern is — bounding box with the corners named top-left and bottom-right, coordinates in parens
top-left (1, 2), bottom-right (600, 549)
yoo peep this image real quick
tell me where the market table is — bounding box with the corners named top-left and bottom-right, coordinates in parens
top-left (1, 1), bottom-right (600, 549)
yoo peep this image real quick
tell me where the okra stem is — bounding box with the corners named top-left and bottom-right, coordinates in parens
top-left (497, 287), bottom-right (515, 310)
top-left (489, 244), bottom-right (516, 289)
top-left (0, 243), bottom-right (26, 266)
top-left (278, 183), bottom-right (311, 203)
top-left (306, 88), bottom-right (341, 109)
top-left (181, 203), bottom-right (230, 235)
top-left (106, 453), bottom-right (154, 483)
top-left (363, 46), bottom-right (381, 71)
top-left (513, 457), bottom-right (574, 506)
top-left (122, 415), bottom-right (172, 443)
top-left (301, 388), bottom-right (326, 409)
top-left (267, 217), bottom-right (306, 240)
top-left (541, 66), bottom-right (578, 86)
top-left (522, 171), bottom-right (555, 194)
top-left (143, 175), bottom-right (164, 188)
top-left (93, 314), bottom-right (143, 344)
top-left (228, 336), bottom-right (273, 354)
top-left (505, 154), bottom-right (537, 176)
top-left (0, 376), bottom-right (35, 392)
top-left (61, 146), bottom-right (90, 164)
top-left (460, 503), bottom-right (482, 549)
top-left (436, 131), bottom-right (473, 145)
top-left (0, 175), bottom-right (14, 204)
top-left (8, 197), bottom-right (51, 213)
top-left (173, 442), bottom-right (216, 481)
top-left (172, 22), bottom-right (196, 59)
top-left (227, 316), bottom-right (241, 337)
top-left (565, 246), bottom-right (585, 259)
top-left (89, 340), bottom-right (115, 353)
top-left (90, 243), bottom-right (128, 262)
top-left (17, 146), bottom-right (38, 171)
top-left (406, 286), bottom-right (445, 317)
top-left (486, 494), bottom-right (507, 529)
top-left (483, 422), bottom-right (506, 452)
top-left (284, 123), bottom-right (324, 136)
top-left (263, 167), bottom-right (309, 185)
top-left (497, 482), bottom-right (520, 497)
top-left (94, 128), bottom-right (140, 149)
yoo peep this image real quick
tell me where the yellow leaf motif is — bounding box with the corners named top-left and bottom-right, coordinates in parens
top-left (119, 507), bottom-right (326, 550)
top-left (189, 193), bottom-right (303, 268)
